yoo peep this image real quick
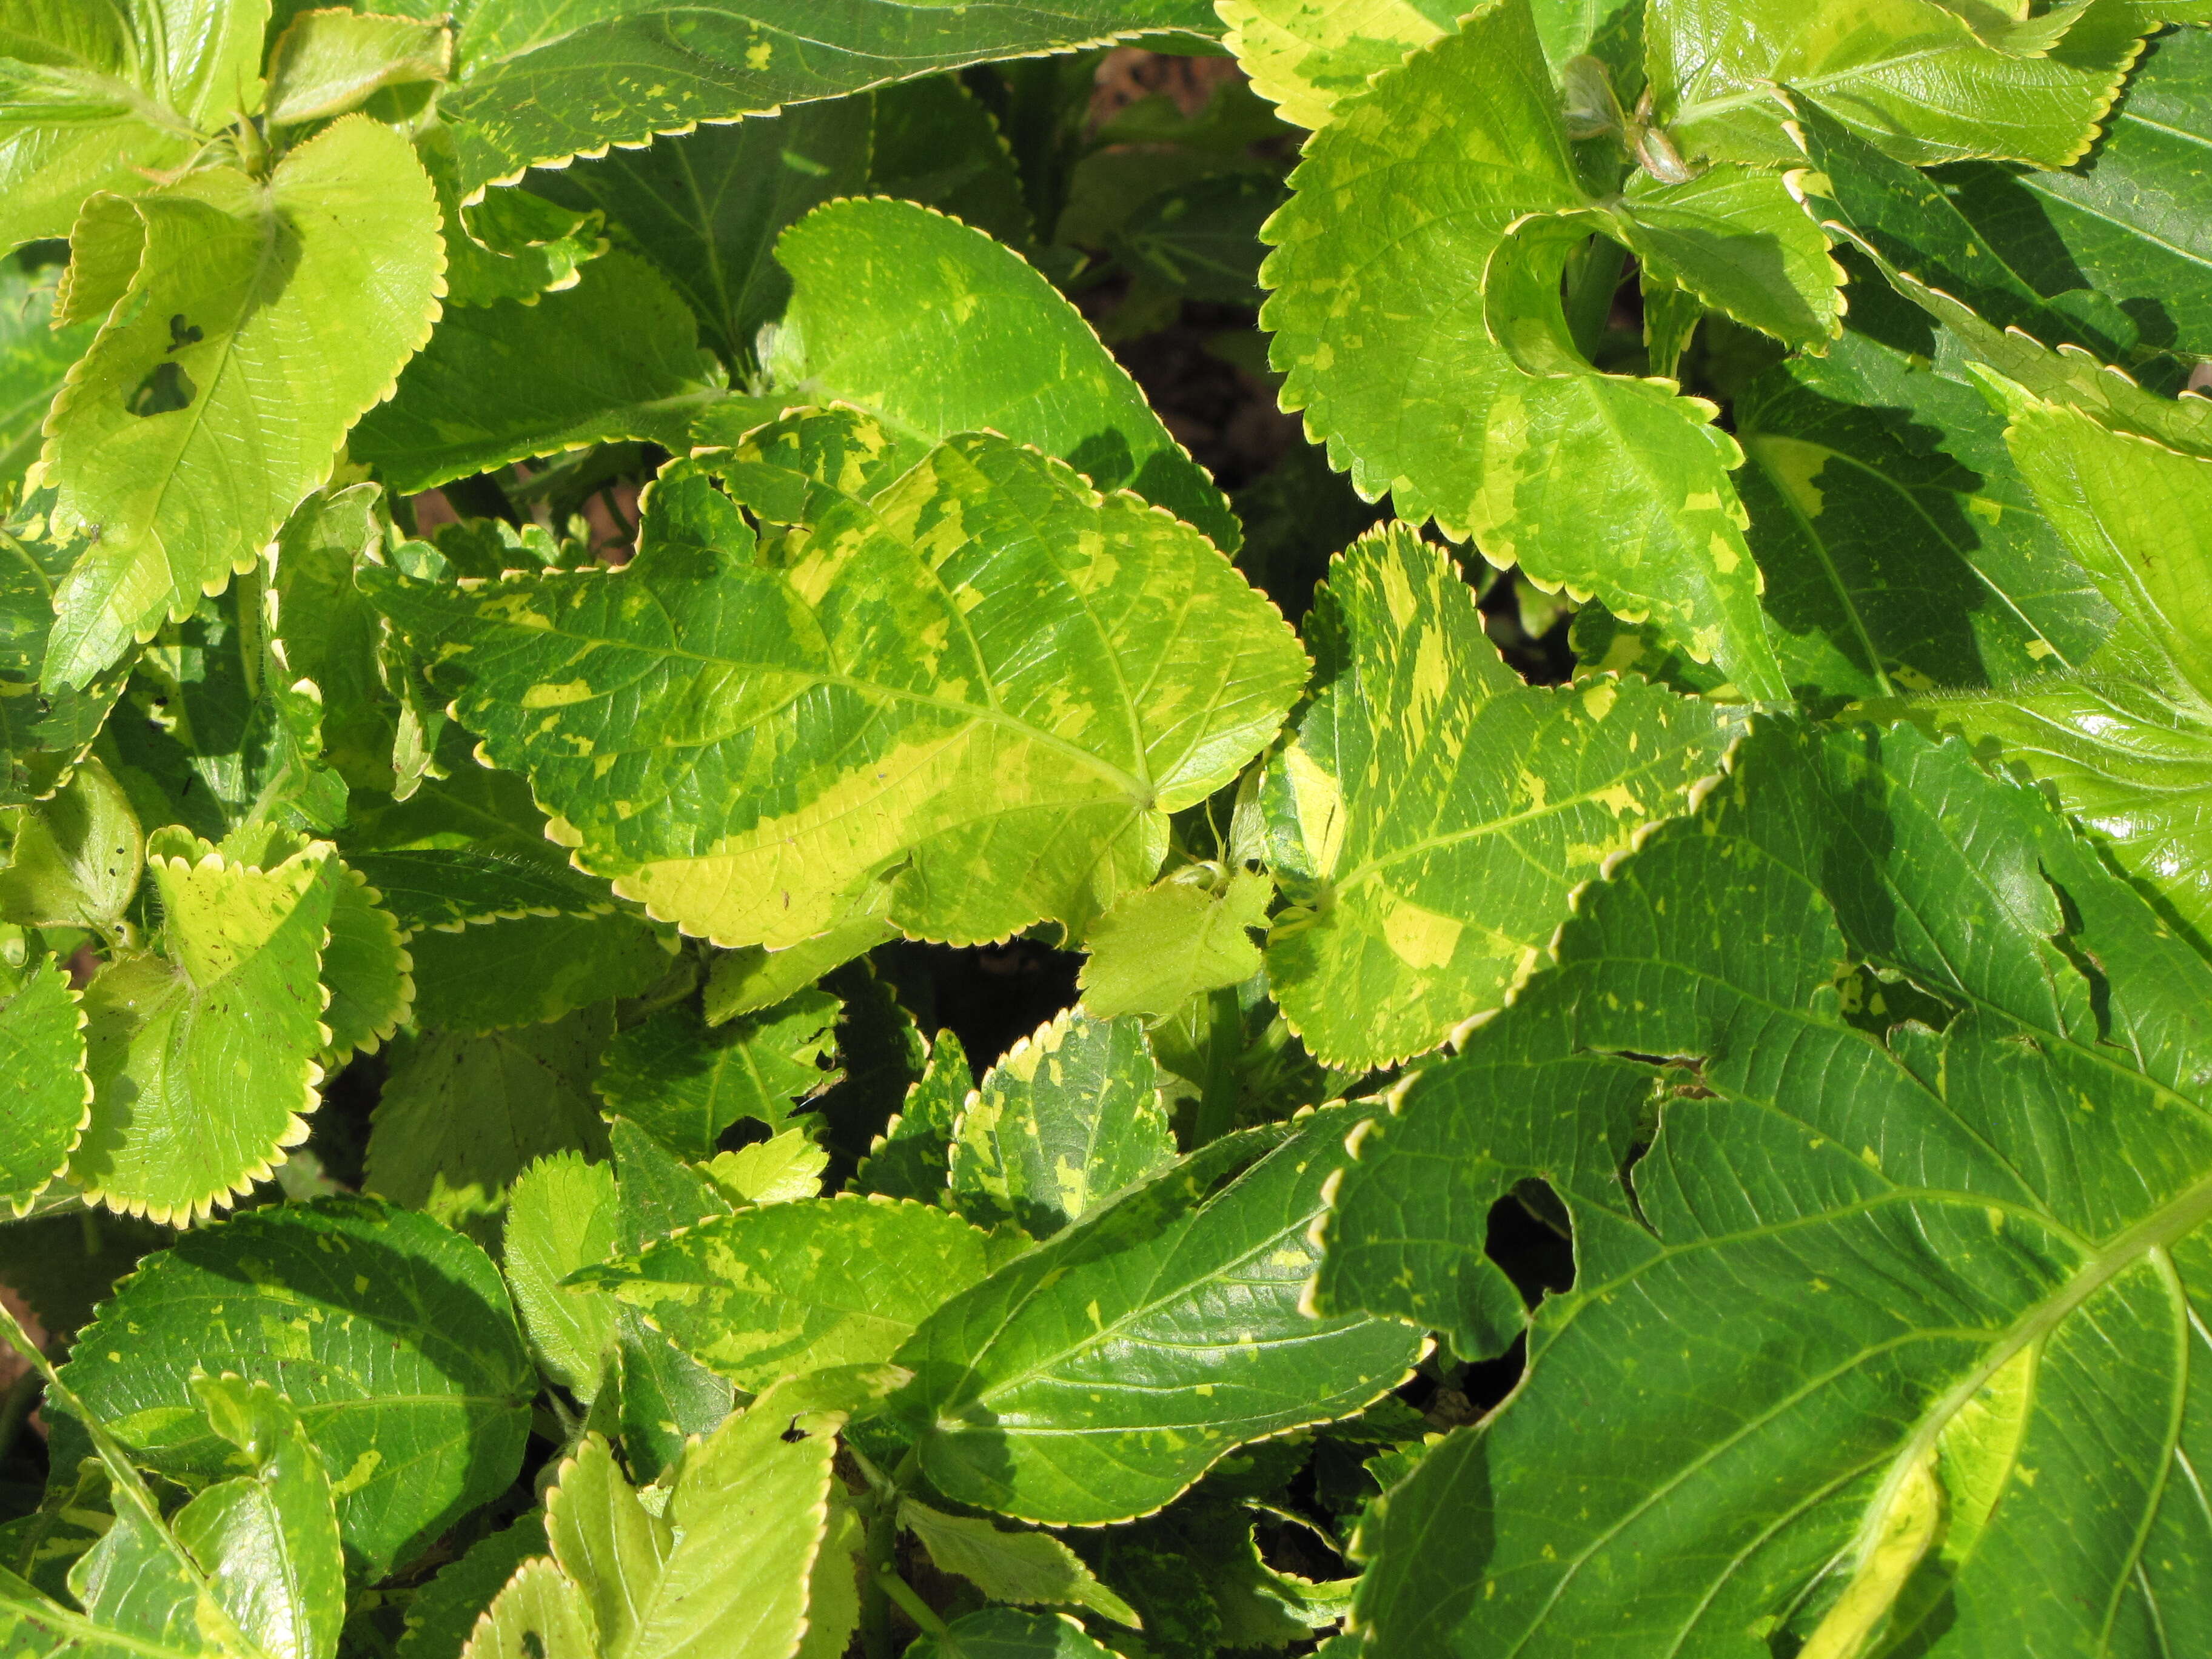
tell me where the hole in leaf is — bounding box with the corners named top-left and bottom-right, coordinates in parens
top-left (128, 360), bottom-right (198, 417)
top-left (520, 1634), bottom-right (545, 1659)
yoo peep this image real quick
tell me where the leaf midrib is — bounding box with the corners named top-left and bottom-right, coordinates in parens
top-left (441, 580), bottom-right (1156, 804)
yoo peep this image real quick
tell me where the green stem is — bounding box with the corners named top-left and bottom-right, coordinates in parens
top-left (1189, 987), bottom-right (1245, 1148)
top-left (860, 1496), bottom-right (900, 1659)
top-left (1564, 236), bottom-right (1629, 363)
top-left (877, 1570), bottom-right (954, 1643)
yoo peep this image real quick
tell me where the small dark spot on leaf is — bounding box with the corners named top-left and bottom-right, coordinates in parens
top-left (166, 314), bottom-right (203, 352)
top-left (780, 1418), bottom-right (807, 1443)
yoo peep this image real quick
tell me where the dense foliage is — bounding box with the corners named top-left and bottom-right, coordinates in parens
top-left (1, 0), bottom-right (2210, 1655)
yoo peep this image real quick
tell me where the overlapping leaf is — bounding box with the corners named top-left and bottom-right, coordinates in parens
top-left (1732, 327), bottom-right (2111, 699)
top-left (593, 991), bottom-right (839, 1159)
top-left (581, 1194), bottom-right (1000, 1391)
top-left (71, 827), bottom-right (335, 1224)
top-left (367, 411), bottom-right (1306, 951)
top-left (484, 1375), bottom-right (873, 1659)
top-left (1259, 526), bottom-right (1742, 1069)
top-left (503, 1152), bottom-right (621, 1399)
top-left (60, 1196), bottom-right (534, 1580)
top-left (1650, 0), bottom-right (2153, 169)
top-left (890, 1110), bottom-right (1426, 1524)
top-left (0, 0), bottom-right (266, 250)
top-left (760, 197), bottom-right (1239, 548)
top-left (950, 1007), bottom-right (1176, 1237)
top-left (0, 953), bottom-right (87, 1215)
top-left (1324, 720), bottom-right (2212, 1656)
top-left (353, 252), bottom-right (722, 496)
top-left (0, 260), bottom-right (93, 486)
top-left (1260, 0), bottom-right (1803, 694)
top-left (41, 116), bottom-right (443, 690)
top-left (431, 0), bottom-right (1225, 200)
top-left (1078, 863), bottom-right (1272, 1020)
top-left (1938, 25), bottom-right (2212, 361)
top-left (1216, 0), bottom-right (1456, 129)
top-left (531, 107), bottom-right (870, 369)
top-left (1881, 381), bottom-right (2212, 945)
top-left (367, 1006), bottom-right (613, 1216)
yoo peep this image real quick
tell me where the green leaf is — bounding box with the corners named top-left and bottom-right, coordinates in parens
top-left (0, 0), bottom-right (266, 250)
top-left (176, 1376), bottom-right (345, 1659)
top-left (1788, 95), bottom-right (2143, 363)
top-left (542, 1436), bottom-right (666, 1657)
top-left (1078, 863), bottom-right (1272, 1021)
top-left (0, 1459), bottom-right (110, 1602)
top-left (41, 116), bottom-right (443, 690)
top-left (903, 1608), bottom-right (1121, 1659)
top-left (0, 753), bottom-right (141, 936)
top-left (59, 1196), bottom-right (534, 1580)
top-left (592, 990), bottom-right (840, 1160)
top-left (1651, 0), bottom-right (2151, 169)
top-left (1108, 172), bottom-right (1287, 308)
top-left (1259, 526), bottom-right (1742, 1070)
top-left (429, 0), bottom-right (1224, 201)
top-left (0, 261), bottom-right (94, 488)
top-left (318, 857), bottom-right (414, 1062)
top-left (1731, 323), bottom-right (2110, 700)
top-left (762, 197), bottom-right (1239, 550)
top-left (699, 1128), bottom-right (826, 1206)
top-left (367, 1007), bottom-right (614, 1217)
top-left (1985, 380), bottom-right (2212, 703)
top-left (263, 8), bottom-right (449, 126)
top-left (1325, 720), bottom-right (2212, 1656)
top-left (1879, 382), bottom-right (2212, 945)
top-left (703, 916), bottom-right (897, 1023)
top-left (538, 1376), bottom-right (848, 1659)
top-left (580, 1194), bottom-right (999, 1392)
top-left (267, 483), bottom-right (406, 791)
top-left (891, 1110), bottom-right (1426, 1524)
top-left (608, 1114), bottom-right (729, 1251)
top-left (352, 252), bottom-right (724, 497)
top-left (1852, 242), bottom-right (2212, 459)
top-left (0, 953), bottom-right (87, 1215)
top-left (458, 1560), bottom-right (595, 1659)
top-left (949, 1007), bottom-right (1177, 1238)
top-left (1216, 0), bottom-right (1458, 128)
top-left (1609, 163), bottom-right (1842, 350)
top-left (366, 414), bottom-right (1306, 951)
top-left (607, 1303), bottom-right (734, 1487)
top-left (401, 910), bottom-right (670, 1034)
top-left (0, 520), bottom-right (130, 808)
top-left (899, 1501), bottom-right (1141, 1626)
top-left (503, 1151), bottom-right (621, 1400)
top-left (851, 1025), bottom-right (971, 1201)
top-left (341, 848), bottom-right (619, 935)
top-left (793, 1489), bottom-right (862, 1659)
top-left (1937, 26), bottom-right (2212, 361)
top-left (72, 828), bottom-right (335, 1224)
top-left (418, 128), bottom-right (604, 311)
top-left (869, 76), bottom-right (1037, 253)
top-left (394, 1516), bottom-right (548, 1659)
top-left (531, 106), bottom-right (869, 370)
top-left (1261, 3), bottom-right (1786, 695)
